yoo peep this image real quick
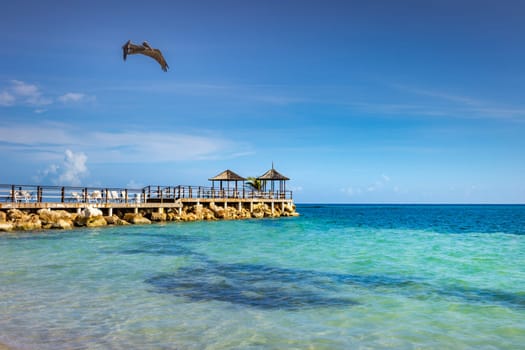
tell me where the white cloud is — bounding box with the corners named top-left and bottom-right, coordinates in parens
top-left (1, 80), bottom-right (94, 109)
top-left (0, 91), bottom-right (15, 106)
top-left (58, 150), bottom-right (88, 186)
top-left (58, 92), bottom-right (85, 103)
top-left (126, 179), bottom-right (144, 189)
top-left (341, 187), bottom-right (363, 196)
top-left (58, 92), bottom-right (95, 104)
top-left (342, 174), bottom-right (394, 196)
top-left (9, 80), bottom-right (52, 106)
top-left (36, 149), bottom-right (88, 186)
top-left (0, 121), bottom-right (250, 163)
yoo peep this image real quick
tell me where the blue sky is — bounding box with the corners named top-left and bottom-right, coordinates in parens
top-left (1, 0), bottom-right (524, 203)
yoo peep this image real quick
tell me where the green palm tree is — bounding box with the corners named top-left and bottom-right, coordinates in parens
top-left (244, 177), bottom-right (262, 191)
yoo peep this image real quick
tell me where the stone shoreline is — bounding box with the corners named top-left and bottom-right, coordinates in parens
top-left (0, 202), bottom-right (299, 233)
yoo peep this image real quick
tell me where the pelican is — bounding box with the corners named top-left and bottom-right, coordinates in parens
top-left (122, 40), bottom-right (169, 72)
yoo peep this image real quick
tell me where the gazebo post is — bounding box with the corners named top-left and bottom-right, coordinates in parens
top-left (208, 170), bottom-right (246, 199)
top-left (257, 166), bottom-right (290, 200)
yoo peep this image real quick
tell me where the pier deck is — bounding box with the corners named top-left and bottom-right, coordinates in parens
top-left (0, 184), bottom-right (294, 214)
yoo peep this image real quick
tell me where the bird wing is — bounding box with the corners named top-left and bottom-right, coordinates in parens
top-left (122, 40), bottom-right (147, 60)
top-left (141, 48), bottom-right (169, 72)
top-left (122, 40), bottom-right (131, 60)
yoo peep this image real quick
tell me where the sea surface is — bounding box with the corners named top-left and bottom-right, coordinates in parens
top-left (1, 204), bottom-right (524, 349)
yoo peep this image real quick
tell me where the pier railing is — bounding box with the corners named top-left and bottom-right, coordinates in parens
top-left (0, 184), bottom-right (147, 205)
top-left (0, 184), bottom-right (293, 205)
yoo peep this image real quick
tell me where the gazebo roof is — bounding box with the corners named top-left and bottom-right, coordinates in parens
top-left (257, 168), bottom-right (290, 181)
top-left (208, 169), bottom-right (246, 181)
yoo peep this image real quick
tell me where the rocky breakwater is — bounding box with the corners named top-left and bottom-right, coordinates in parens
top-left (160, 202), bottom-right (299, 222)
top-left (0, 202), bottom-right (299, 232)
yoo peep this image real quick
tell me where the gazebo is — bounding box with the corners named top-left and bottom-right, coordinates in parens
top-left (208, 169), bottom-right (246, 197)
top-left (257, 166), bottom-right (290, 196)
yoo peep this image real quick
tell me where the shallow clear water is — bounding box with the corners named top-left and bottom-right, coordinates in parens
top-left (1, 204), bottom-right (524, 349)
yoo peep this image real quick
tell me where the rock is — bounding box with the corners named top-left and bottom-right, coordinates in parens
top-left (38, 209), bottom-right (73, 229)
top-left (251, 210), bottom-right (264, 219)
top-left (202, 208), bottom-right (217, 220)
top-left (106, 215), bottom-right (130, 225)
top-left (0, 223), bottom-right (14, 232)
top-left (85, 216), bottom-right (107, 228)
top-left (7, 209), bottom-right (25, 221)
top-left (104, 215), bottom-right (117, 225)
top-left (181, 212), bottom-right (197, 221)
top-left (209, 203), bottom-right (225, 218)
top-left (75, 207), bottom-right (106, 227)
top-left (115, 218), bottom-right (130, 225)
top-left (166, 212), bottom-right (179, 221)
top-left (52, 219), bottom-right (73, 230)
top-left (13, 214), bottom-right (42, 231)
top-left (123, 213), bottom-right (151, 225)
top-left (150, 212), bottom-right (167, 222)
top-left (80, 206), bottom-right (104, 218)
top-left (0, 211), bottom-right (6, 223)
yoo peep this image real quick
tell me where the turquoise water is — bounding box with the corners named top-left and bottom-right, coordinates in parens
top-left (1, 204), bottom-right (524, 349)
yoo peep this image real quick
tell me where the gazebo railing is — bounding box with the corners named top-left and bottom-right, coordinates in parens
top-left (145, 185), bottom-right (293, 201)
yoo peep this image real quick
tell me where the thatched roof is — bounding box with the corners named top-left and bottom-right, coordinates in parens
top-left (208, 169), bottom-right (246, 181)
top-left (257, 168), bottom-right (290, 181)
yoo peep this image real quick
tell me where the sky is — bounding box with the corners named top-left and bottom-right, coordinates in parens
top-left (1, 0), bottom-right (524, 203)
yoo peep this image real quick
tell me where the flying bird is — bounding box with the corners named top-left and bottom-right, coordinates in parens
top-left (122, 40), bottom-right (169, 72)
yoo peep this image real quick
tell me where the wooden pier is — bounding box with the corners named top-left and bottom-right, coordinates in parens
top-left (0, 183), bottom-right (294, 216)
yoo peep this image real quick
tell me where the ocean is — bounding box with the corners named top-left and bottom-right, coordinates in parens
top-left (1, 204), bottom-right (524, 349)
